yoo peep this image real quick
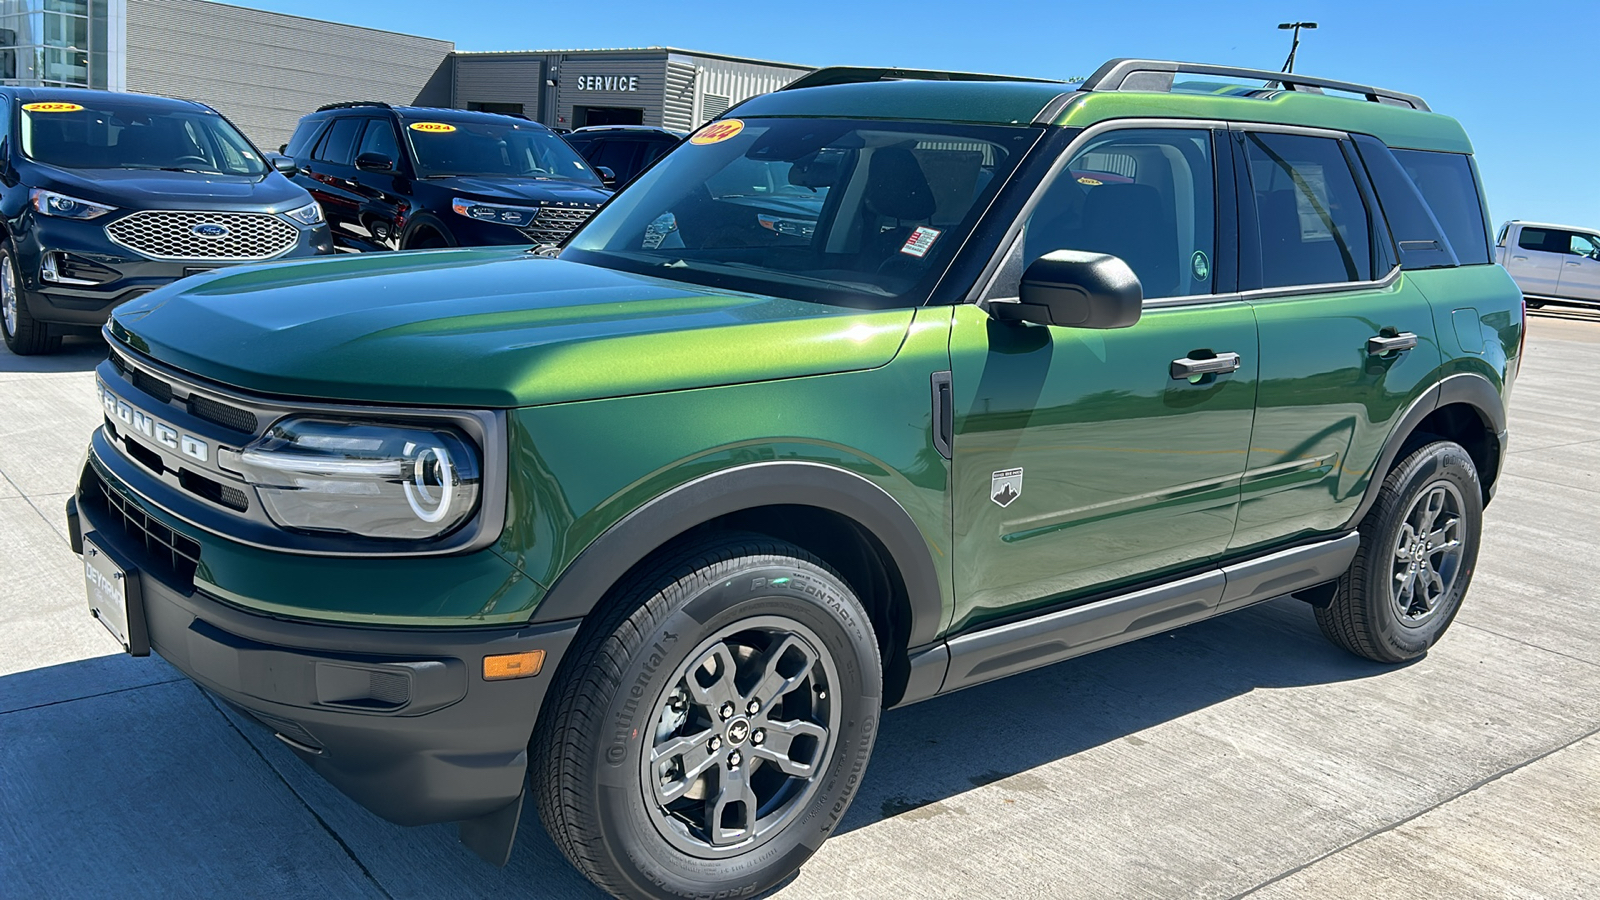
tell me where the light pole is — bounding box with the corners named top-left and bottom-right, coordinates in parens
top-left (1278, 21), bottom-right (1318, 73)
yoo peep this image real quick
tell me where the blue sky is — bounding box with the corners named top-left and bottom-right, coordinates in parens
top-left (232, 0), bottom-right (1595, 229)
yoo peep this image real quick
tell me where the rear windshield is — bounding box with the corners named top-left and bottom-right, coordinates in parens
top-left (401, 116), bottom-right (600, 183)
top-left (564, 117), bottom-right (1040, 307)
top-left (18, 100), bottom-right (266, 176)
top-left (1390, 149), bottom-right (1491, 265)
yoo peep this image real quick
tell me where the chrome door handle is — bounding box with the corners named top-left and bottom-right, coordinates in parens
top-left (1565, 261), bottom-right (1582, 266)
top-left (1511, 256), bottom-right (1528, 260)
top-left (1367, 332), bottom-right (1419, 356)
top-left (1171, 352), bottom-right (1242, 379)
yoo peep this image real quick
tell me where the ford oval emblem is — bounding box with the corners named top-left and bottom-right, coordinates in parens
top-left (191, 223), bottom-right (230, 238)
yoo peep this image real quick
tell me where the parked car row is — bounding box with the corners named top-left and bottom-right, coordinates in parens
top-left (0, 86), bottom-right (691, 356)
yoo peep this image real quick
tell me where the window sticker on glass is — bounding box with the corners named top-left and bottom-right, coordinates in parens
top-left (900, 226), bottom-right (942, 258)
top-left (23, 102), bottom-right (83, 113)
top-left (690, 119), bottom-right (745, 146)
top-left (409, 122), bottom-right (457, 134)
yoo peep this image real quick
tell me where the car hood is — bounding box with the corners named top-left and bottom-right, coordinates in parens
top-left (108, 249), bottom-right (914, 408)
top-left (427, 175), bottom-right (610, 206)
top-left (27, 164), bottom-right (311, 213)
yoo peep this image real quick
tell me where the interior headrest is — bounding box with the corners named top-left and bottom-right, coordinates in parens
top-left (864, 148), bottom-right (936, 221)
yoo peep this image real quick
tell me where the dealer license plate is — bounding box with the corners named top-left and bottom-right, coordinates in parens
top-left (83, 534), bottom-right (149, 656)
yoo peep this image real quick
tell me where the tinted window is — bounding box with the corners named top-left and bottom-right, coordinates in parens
top-left (1496, 223), bottom-right (1509, 248)
top-left (403, 116), bottom-right (598, 183)
top-left (1244, 133), bottom-right (1373, 288)
top-left (1352, 135), bottom-right (1451, 270)
top-left (314, 117), bottom-right (362, 165)
top-left (1571, 233), bottom-right (1600, 259)
top-left (18, 100), bottom-right (267, 176)
top-left (357, 119), bottom-right (400, 163)
top-left (1518, 227), bottom-right (1567, 253)
top-left (1019, 128), bottom-right (1216, 300)
top-left (285, 118), bottom-right (322, 158)
top-left (589, 138), bottom-right (642, 179)
top-left (1391, 149), bottom-right (1491, 265)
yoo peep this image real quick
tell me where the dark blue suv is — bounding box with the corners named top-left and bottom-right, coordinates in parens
top-left (281, 103), bottom-right (612, 252)
top-left (0, 88), bottom-right (333, 355)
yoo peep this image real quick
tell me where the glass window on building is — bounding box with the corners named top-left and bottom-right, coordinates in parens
top-left (0, 0), bottom-right (96, 89)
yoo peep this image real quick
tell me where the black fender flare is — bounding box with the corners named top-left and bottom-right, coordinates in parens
top-left (1343, 372), bottom-right (1507, 528)
top-left (528, 461), bottom-right (946, 648)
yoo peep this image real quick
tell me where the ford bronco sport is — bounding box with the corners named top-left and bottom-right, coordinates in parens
top-left (69, 60), bottom-right (1522, 900)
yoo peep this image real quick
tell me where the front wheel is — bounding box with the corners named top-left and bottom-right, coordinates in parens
top-left (1316, 440), bottom-right (1483, 662)
top-left (0, 247), bottom-right (61, 355)
top-left (531, 536), bottom-right (882, 900)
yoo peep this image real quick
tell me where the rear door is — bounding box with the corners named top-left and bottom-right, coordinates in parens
top-left (1229, 127), bottom-right (1440, 551)
top-left (349, 118), bottom-right (408, 249)
top-left (1504, 226), bottom-right (1568, 298)
top-left (302, 116), bottom-right (365, 238)
top-left (1558, 232), bottom-right (1600, 302)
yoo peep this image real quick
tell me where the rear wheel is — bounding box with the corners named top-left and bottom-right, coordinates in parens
top-left (532, 535), bottom-right (881, 900)
top-left (402, 227), bottom-right (449, 250)
top-left (0, 247), bottom-right (61, 355)
top-left (1316, 440), bottom-right (1482, 662)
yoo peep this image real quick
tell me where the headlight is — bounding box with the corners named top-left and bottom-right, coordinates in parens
top-left (236, 418), bottom-right (481, 540)
top-left (31, 189), bottom-right (116, 220)
top-left (451, 197), bottom-right (538, 228)
top-left (283, 202), bottom-right (325, 227)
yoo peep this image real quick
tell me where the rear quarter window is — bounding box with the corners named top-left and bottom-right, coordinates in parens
top-left (1391, 149), bottom-right (1491, 265)
top-left (284, 118), bottom-right (323, 158)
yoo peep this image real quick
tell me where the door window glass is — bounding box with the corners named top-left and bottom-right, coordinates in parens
top-left (589, 138), bottom-right (642, 179)
top-left (314, 117), bottom-right (362, 165)
top-left (284, 119), bottom-right (323, 158)
top-left (357, 119), bottom-right (400, 163)
top-left (1518, 228), bottom-right (1569, 253)
top-left (1245, 133), bottom-right (1373, 288)
top-left (1391, 149), bottom-right (1491, 265)
top-left (1572, 233), bottom-right (1600, 260)
top-left (1019, 128), bottom-right (1216, 300)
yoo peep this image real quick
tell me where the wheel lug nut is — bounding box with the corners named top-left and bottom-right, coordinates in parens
top-left (747, 699), bottom-right (761, 715)
top-left (719, 702), bottom-right (735, 720)
top-left (727, 750), bottom-right (741, 768)
top-left (709, 736), bottom-right (722, 752)
top-left (751, 729), bottom-right (765, 745)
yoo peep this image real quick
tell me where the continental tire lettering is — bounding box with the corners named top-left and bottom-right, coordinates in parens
top-left (820, 713), bottom-right (875, 833)
top-left (607, 635), bottom-right (676, 765)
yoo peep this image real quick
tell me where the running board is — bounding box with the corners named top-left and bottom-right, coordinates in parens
top-left (935, 532), bottom-right (1359, 696)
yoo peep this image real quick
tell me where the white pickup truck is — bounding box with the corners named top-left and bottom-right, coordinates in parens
top-left (1497, 220), bottom-right (1600, 308)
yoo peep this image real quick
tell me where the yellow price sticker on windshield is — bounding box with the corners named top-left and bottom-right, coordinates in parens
top-left (23, 102), bottom-right (84, 113)
top-left (409, 122), bottom-right (457, 134)
top-left (690, 119), bottom-right (745, 145)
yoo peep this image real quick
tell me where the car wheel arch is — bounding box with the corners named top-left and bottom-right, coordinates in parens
top-left (400, 215), bottom-right (456, 250)
top-left (527, 460), bottom-right (945, 706)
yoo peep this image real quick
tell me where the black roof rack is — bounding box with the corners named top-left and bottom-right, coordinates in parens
top-left (1079, 59), bottom-right (1430, 111)
top-left (782, 66), bottom-right (1061, 92)
top-left (315, 100), bottom-right (394, 113)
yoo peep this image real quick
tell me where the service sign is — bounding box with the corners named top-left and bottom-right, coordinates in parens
top-left (574, 75), bottom-right (639, 92)
top-left (23, 102), bottom-right (84, 113)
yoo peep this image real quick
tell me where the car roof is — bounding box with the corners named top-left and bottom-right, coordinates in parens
top-left (731, 61), bottom-right (1472, 154)
top-left (0, 86), bottom-right (212, 113)
top-left (311, 103), bottom-right (551, 129)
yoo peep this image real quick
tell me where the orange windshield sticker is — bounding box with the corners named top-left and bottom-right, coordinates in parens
top-left (1077, 176), bottom-right (1103, 186)
top-left (23, 102), bottom-right (84, 113)
top-left (408, 122), bottom-right (457, 134)
top-left (690, 119), bottom-right (745, 145)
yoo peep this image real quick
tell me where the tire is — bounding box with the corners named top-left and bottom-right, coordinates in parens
top-left (0, 246), bottom-right (61, 355)
top-left (531, 535), bottom-right (882, 900)
top-left (402, 227), bottom-right (449, 250)
top-left (1316, 440), bottom-right (1483, 662)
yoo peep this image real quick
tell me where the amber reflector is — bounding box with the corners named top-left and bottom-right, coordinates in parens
top-left (483, 650), bottom-right (545, 681)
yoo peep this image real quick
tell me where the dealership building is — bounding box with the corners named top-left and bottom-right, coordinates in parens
top-left (1, 0), bottom-right (812, 149)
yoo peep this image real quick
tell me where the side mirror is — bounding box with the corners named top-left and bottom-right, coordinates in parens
top-left (269, 155), bottom-right (297, 175)
top-left (991, 250), bottom-right (1143, 329)
top-left (355, 152), bottom-right (395, 173)
top-left (595, 165), bottom-right (617, 189)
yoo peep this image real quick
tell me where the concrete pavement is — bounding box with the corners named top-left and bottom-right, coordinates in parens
top-left (3, 311), bottom-right (1599, 898)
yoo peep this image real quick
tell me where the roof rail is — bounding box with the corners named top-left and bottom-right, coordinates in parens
top-left (1079, 59), bottom-right (1430, 112)
top-left (315, 100), bottom-right (394, 113)
top-left (782, 66), bottom-right (1061, 92)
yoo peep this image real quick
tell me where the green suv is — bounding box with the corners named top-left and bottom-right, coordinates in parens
top-left (69, 59), bottom-right (1522, 899)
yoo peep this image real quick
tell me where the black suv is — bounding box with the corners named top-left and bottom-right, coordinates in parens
top-left (283, 104), bottom-right (612, 252)
top-left (563, 125), bottom-right (686, 187)
top-left (0, 88), bottom-right (332, 355)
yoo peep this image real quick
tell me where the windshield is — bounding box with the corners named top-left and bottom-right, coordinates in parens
top-left (563, 117), bottom-right (1038, 307)
top-left (402, 116), bottom-right (601, 183)
top-left (19, 101), bottom-right (267, 175)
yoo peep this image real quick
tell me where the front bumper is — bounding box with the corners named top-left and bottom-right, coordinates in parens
top-left (16, 215), bottom-right (334, 326)
top-left (69, 461), bottom-right (579, 828)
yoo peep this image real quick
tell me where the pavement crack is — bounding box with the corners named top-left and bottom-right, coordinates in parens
top-left (1501, 471), bottom-right (1600, 497)
top-left (1509, 436), bottom-right (1600, 455)
top-left (1228, 721), bottom-right (1600, 898)
top-left (0, 677), bottom-right (186, 715)
top-left (1457, 621), bottom-right (1600, 670)
top-left (200, 687), bottom-right (396, 900)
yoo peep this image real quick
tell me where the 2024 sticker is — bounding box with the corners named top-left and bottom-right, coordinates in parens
top-left (690, 119), bottom-right (745, 145)
top-left (409, 122), bottom-right (457, 134)
top-left (23, 102), bottom-right (84, 113)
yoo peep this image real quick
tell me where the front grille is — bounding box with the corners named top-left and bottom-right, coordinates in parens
top-left (520, 206), bottom-right (597, 244)
top-left (187, 393), bottom-right (256, 434)
top-left (89, 464), bottom-right (201, 592)
top-left (105, 211), bottom-right (298, 262)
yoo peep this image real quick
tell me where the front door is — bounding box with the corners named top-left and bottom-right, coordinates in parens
top-left (949, 126), bottom-right (1258, 633)
top-left (1228, 128), bottom-right (1440, 551)
top-left (1558, 231), bottom-right (1600, 302)
top-left (1504, 225), bottom-right (1568, 298)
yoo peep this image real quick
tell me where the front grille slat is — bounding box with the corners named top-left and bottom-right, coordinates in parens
top-left (520, 206), bottom-right (597, 244)
top-left (187, 394), bottom-right (257, 434)
top-left (106, 211), bottom-right (298, 261)
top-left (90, 465), bottom-right (201, 592)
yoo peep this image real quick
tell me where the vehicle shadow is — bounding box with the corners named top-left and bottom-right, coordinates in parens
top-left (0, 595), bottom-right (1391, 898)
top-left (0, 335), bottom-right (107, 373)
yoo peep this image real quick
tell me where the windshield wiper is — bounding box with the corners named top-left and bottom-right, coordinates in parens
top-left (663, 258), bottom-right (894, 297)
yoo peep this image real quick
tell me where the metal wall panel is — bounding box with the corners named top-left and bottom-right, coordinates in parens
top-left (663, 59), bottom-right (696, 132)
top-left (125, 0), bottom-right (453, 150)
top-left (685, 55), bottom-right (810, 127)
top-left (554, 53), bottom-right (669, 129)
top-left (453, 54), bottom-right (545, 119)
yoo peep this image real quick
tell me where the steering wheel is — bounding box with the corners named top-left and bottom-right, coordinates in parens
top-left (171, 155), bottom-right (210, 167)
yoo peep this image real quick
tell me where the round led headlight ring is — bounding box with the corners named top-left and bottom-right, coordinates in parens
top-left (403, 441), bottom-right (457, 524)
